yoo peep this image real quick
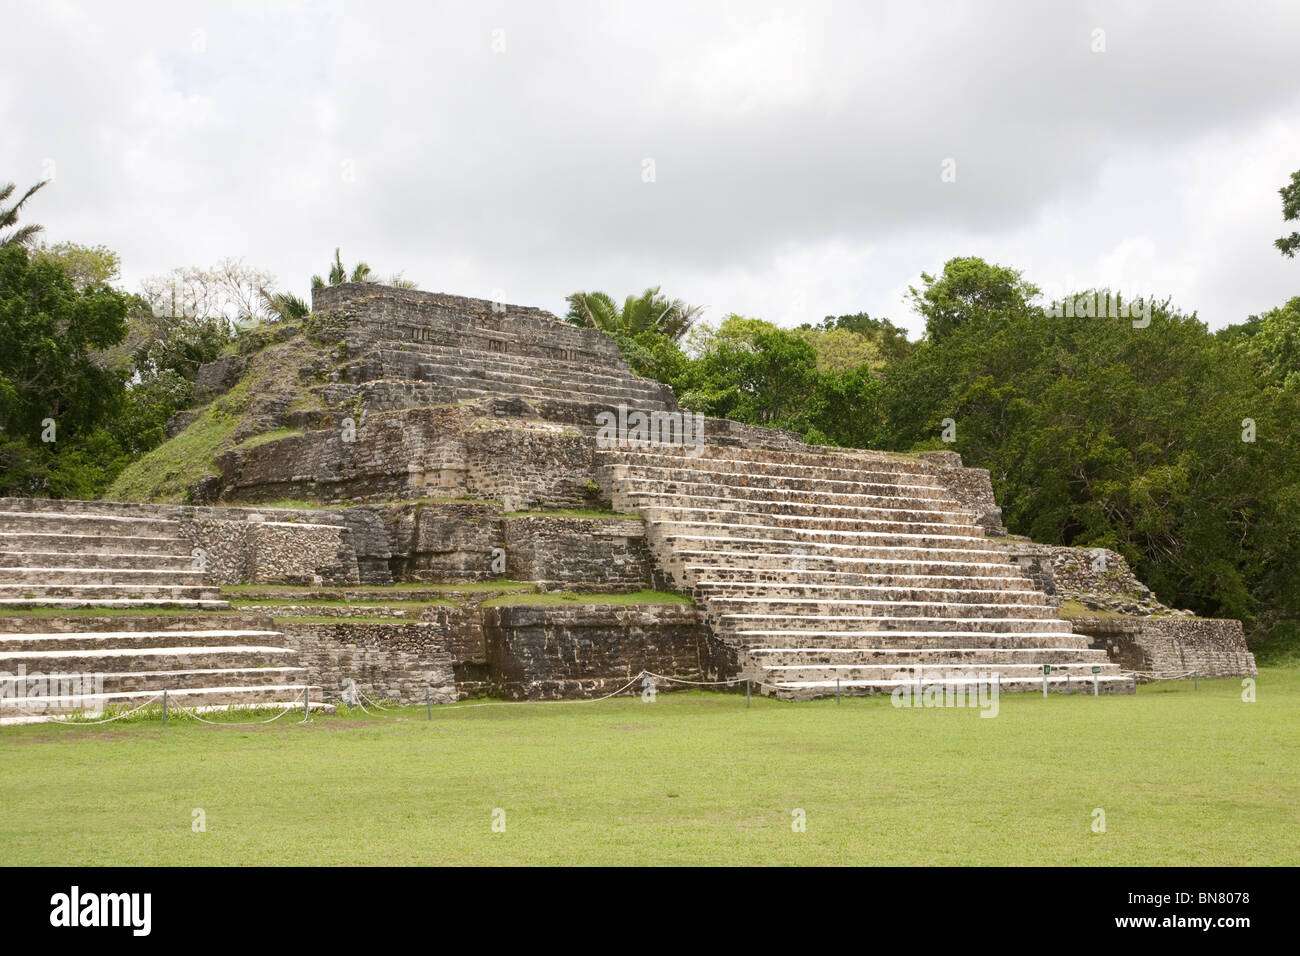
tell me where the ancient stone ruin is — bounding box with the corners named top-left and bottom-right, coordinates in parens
top-left (0, 284), bottom-right (1256, 719)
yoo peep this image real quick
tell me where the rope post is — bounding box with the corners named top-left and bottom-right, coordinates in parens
top-left (745, 678), bottom-right (750, 709)
top-left (303, 685), bottom-right (309, 720)
top-left (162, 689), bottom-right (168, 727)
top-left (836, 678), bottom-right (841, 705)
top-left (1042, 664), bottom-right (1050, 698)
top-left (426, 687), bottom-right (432, 720)
top-left (1193, 670), bottom-right (1198, 691)
top-left (1066, 674), bottom-right (1071, 695)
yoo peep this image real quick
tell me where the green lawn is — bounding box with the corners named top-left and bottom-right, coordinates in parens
top-left (1, 668), bottom-right (1295, 865)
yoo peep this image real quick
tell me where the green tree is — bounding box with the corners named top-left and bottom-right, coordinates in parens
top-left (0, 243), bottom-right (131, 496)
top-left (1275, 168), bottom-right (1300, 258)
top-left (908, 256), bottom-right (1040, 341)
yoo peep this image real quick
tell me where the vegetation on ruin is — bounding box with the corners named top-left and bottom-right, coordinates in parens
top-left (2, 670), bottom-right (1293, 865)
top-left (478, 589), bottom-right (692, 607)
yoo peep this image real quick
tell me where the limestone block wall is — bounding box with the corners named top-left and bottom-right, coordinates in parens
top-left (999, 540), bottom-right (1173, 616)
top-left (311, 283), bottom-right (630, 367)
top-left (464, 425), bottom-right (603, 511)
top-left (501, 515), bottom-right (651, 592)
top-left (916, 451), bottom-right (1006, 535)
top-left (0, 497), bottom-right (359, 586)
top-left (277, 620), bottom-right (459, 704)
top-left (479, 604), bottom-right (718, 699)
top-left (1070, 615), bottom-right (1257, 679)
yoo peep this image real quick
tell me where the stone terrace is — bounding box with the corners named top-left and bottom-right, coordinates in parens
top-left (0, 501), bottom-right (325, 720)
top-left (602, 443), bottom-right (1134, 699)
top-left (312, 284), bottom-right (679, 425)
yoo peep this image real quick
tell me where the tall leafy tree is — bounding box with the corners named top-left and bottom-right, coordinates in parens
top-left (908, 256), bottom-right (1040, 341)
top-left (1275, 168), bottom-right (1300, 258)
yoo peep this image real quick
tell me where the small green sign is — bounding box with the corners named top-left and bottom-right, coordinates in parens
top-left (1092, 666), bottom-right (1101, 674)
top-left (1043, 664), bottom-right (1051, 674)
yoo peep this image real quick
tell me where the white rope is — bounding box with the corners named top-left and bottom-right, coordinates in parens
top-left (171, 701), bottom-right (297, 726)
top-left (430, 672), bottom-right (648, 712)
top-left (1124, 668), bottom-right (1199, 680)
top-left (22, 694), bottom-right (164, 725)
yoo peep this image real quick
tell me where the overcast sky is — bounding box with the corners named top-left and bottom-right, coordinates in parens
top-left (5, 0), bottom-right (1299, 336)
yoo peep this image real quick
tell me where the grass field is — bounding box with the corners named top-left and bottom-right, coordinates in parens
top-left (2, 668), bottom-right (1296, 866)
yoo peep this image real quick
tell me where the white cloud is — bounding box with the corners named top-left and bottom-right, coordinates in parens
top-left (3, 0), bottom-right (1298, 332)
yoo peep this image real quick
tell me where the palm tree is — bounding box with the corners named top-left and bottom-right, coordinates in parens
top-left (257, 287), bottom-right (311, 323)
top-left (564, 286), bottom-right (703, 342)
top-left (311, 248), bottom-right (377, 289)
top-left (0, 179), bottom-right (49, 248)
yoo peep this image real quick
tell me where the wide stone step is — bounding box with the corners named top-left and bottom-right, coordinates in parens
top-left (766, 674), bottom-right (1136, 700)
top-left (705, 597), bottom-right (1062, 619)
top-left (0, 597), bottom-right (229, 610)
top-left (372, 351), bottom-right (669, 405)
top-left (347, 379), bottom-right (664, 425)
top-left (0, 532), bottom-right (189, 556)
top-left (0, 567), bottom-right (206, 586)
top-left (616, 477), bottom-right (966, 511)
top-left (401, 354), bottom-right (672, 401)
top-left (605, 442), bottom-right (940, 479)
top-left (748, 646), bottom-right (1108, 665)
top-left (687, 566), bottom-right (1035, 591)
top-left (0, 629), bottom-right (286, 652)
top-left (659, 534), bottom-right (1005, 564)
top-left (761, 661), bottom-right (1125, 683)
top-left (734, 631), bottom-right (1088, 649)
top-left (0, 613), bottom-right (268, 634)
top-left (0, 511), bottom-right (182, 538)
top-left (0, 683), bottom-right (325, 718)
top-left (0, 550), bottom-right (197, 571)
top-left (611, 464), bottom-right (956, 501)
top-left (0, 583), bottom-right (222, 602)
top-left (720, 614), bottom-right (1076, 634)
top-left (0, 644), bottom-right (296, 673)
top-left (639, 505), bottom-right (980, 538)
top-left (674, 549), bottom-right (1024, 578)
top-left (606, 449), bottom-right (946, 487)
top-left (695, 581), bottom-right (1050, 606)
top-left (379, 338), bottom-right (641, 384)
top-left (1, 665), bottom-right (307, 695)
top-left (654, 519), bottom-right (993, 550)
top-left (619, 491), bottom-right (970, 526)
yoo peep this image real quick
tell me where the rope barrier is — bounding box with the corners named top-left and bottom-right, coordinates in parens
top-left (170, 701), bottom-right (298, 726)
top-left (3, 694), bottom-right (165, 725)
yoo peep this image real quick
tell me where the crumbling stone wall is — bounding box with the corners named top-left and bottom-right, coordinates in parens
top-left (501, 515), bottom-right (651, 592)
top-left (480, 604), bottom-right (719, 699)
top-left (999, 540), bottom-right (1175, 616)
top-left (1070, 615), bottom-right (1257, 679)
top-left (277, 620), bottom-right (458, 704)
top-left (916, 451), bottom-right (1006, 535)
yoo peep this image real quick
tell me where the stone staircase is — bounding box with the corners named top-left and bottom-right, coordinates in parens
top-left (0, 612), bottom-right (325, 722)
top-left (602, 443), bottom-right (1135, 700)
top-left (0, 506), bottom-right (225, 609)
top-left (0, 502), bottom-right (325, 722)
top-left (318, 287), bottom-right (679, 425)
